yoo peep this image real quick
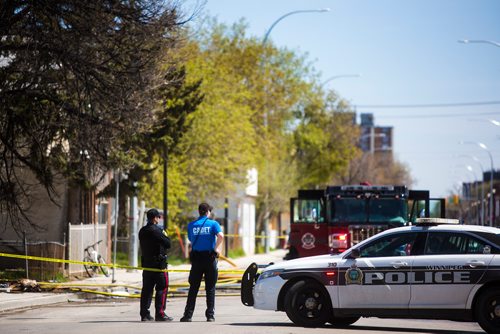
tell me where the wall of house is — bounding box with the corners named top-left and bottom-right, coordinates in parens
top-left (1, 173), bottom-right (69, 244)
top-left (0, 168), bottom-right (114, 275)
top-left (0, 172), bottom-right (68, 273)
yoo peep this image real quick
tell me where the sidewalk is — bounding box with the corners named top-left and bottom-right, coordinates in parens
top-left (0, 249), bottom-right (287, 313)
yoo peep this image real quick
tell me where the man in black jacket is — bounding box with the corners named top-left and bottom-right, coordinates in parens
top-left (139, 208), bottom-right (173, 322)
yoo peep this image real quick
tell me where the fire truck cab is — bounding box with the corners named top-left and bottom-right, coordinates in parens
top-left (286, 185), bottom-right (445, 259)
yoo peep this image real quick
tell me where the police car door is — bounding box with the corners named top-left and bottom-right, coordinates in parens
top-left (410, 231), bottom-right (493, 310)
top-left (338, 232), bottom-right (419, 311)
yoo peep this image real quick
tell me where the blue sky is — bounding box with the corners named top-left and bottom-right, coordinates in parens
top-left (184, 0), bottom-right (500, 198)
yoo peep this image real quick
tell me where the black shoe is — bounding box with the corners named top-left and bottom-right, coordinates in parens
top-left (141, 315), bottom-right (154, 322)
top-left (180, 316), bottom-right (192, 322)
top-left (156, 315), bottom-right (174, 322)
top-left (207, 317), bottom-right (215, 322)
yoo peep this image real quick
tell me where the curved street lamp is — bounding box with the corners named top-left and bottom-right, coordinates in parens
top-left (262, 8), bottom-right (331, 46)
top-left (261, 8), bottom-right (330, 253)
top-left (322, 74), bottom-right (361, 87)
top-left (490, 119), bottom-right (500, 126)
top-left (458, 39), bottom-right (500, 48)
top-left (460, 141), bottom-right (495, 226)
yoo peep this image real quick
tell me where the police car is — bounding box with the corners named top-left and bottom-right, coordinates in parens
top-left (241, 219), bottom-right (500, 334)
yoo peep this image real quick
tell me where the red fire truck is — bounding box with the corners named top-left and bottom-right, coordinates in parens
top-left (285, 185), bottom-right (445, 259)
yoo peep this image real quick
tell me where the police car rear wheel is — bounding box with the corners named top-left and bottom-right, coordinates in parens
top-left (475, 286), bottom-right (500, 334)
top-left (284, 279), bottom-right (331, 327)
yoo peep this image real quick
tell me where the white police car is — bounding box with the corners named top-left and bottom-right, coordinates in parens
top-left (241, 219), bottom-right (500, 334)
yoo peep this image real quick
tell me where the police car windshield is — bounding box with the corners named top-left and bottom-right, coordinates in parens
top-left (330, 198), bottom-right (406, 225)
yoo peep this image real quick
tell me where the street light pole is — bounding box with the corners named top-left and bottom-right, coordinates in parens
top-left (112, 170), bottom-right (120, 283)
top-left (261, 8), bottom-right (330, 253)
top-left (163, 151), bottom-right (168, 231)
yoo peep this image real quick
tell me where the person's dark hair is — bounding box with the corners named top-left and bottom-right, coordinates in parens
top-left (198, 202), bottom-right (213, 216)
top-left (146, 208), bottom-right (161, 221)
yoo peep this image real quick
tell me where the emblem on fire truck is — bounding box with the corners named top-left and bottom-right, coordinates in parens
top-left (301, 232), bottom-right (316, 249)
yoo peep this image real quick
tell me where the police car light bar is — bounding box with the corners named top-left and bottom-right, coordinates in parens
top-left (415, 218), bottom-right (460, 225)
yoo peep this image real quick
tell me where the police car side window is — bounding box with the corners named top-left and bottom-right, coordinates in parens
top-left (425, 232), bottom-right (487, 255)
top-left (360, 232), bottom-right (418, 258)
top-left (467, 238), bottom-right (486, 254)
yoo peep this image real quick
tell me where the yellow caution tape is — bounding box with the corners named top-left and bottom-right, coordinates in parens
top-left (0, 252), bottom-right (245, 274)
top-left (2, 251), bottom-right (247, 300)
top-left (68, 288), bottom-right (240, 299)
top-left (38, 279), bottom-right (240, 290)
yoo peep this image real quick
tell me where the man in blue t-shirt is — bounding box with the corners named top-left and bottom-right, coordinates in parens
top-left (180, 203), bottom-right (224, 322)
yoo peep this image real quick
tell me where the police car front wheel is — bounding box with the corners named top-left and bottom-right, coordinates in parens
top-left (475, 286), bottom-right (500, 334)
top-left (284, 279), bottom-right (331, 327)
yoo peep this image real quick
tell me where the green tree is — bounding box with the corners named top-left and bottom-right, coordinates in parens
top-left (175, 21), bottom-right (261, 211)
top-left (180, 20), bottom-right (318, 228)
top-left (137, 18), bottom-right (362, 237)
top-left (128, 63), bottom-right (203, 223)
top-left (293, 91), bottom-right (360, 188)
top-left (0, 1), bottom-right (186, 234)
top-left (176, 19), bottom-right (361, 233)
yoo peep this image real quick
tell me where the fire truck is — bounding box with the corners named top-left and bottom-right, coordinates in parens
top-left (285, 185), bottom-right (445, 259)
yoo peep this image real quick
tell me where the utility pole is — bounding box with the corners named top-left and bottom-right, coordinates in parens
top-left (163, 150), bottom-right (168, 231)
top-left (224, 197), bottom-right (229, 257)
top-left (112, 170), bottom-right (120, 283)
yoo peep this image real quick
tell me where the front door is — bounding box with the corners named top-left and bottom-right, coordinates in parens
top-left (338, 232), bottom-right (420, 312)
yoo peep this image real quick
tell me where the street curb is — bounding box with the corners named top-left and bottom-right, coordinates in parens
top-left (0, 292), bottom-right (80, 313)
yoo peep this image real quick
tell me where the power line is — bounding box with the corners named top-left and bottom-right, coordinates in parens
top-left (355, 100), bottom-right (500, 109)
top-left (377, 111), bottom-right (500, 119)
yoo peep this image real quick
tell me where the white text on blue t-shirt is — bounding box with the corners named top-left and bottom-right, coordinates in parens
top-left (193, 226), bottom-right (211, 235)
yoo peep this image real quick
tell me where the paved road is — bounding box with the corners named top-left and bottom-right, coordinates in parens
top-left (0, 296), bottom-right (485, 334)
